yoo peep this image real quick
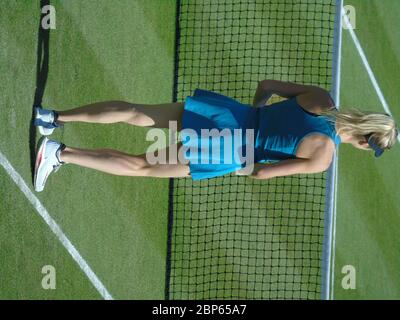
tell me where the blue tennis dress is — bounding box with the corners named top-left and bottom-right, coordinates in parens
top-left (181, 89), bottom-right (341, 180)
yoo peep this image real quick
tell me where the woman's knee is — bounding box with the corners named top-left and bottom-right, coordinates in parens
top-left (119, 154), bottom-right (145, 170)
top-left (100, 150), bottom-right (149, 175)
top-left (125, 104), bottom-right (155, 127)
top-left (125, 102), bottom-right (185, 128)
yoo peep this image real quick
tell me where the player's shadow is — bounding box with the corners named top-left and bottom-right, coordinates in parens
top-left (30, 0), bottom-right (50, 184)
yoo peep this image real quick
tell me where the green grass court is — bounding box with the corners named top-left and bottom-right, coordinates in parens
top-left (0, 0), bottom-right (399, 299)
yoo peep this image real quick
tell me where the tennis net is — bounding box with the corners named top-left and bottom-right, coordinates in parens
top-left (166, 0), bottom-right (341, 300)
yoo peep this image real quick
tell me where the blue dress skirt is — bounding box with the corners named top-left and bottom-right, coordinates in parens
top-left (181, 89), bottom-right (257, 180)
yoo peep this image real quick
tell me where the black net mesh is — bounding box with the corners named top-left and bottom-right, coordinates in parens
top-left (166, 0), bottom-right (336, 300)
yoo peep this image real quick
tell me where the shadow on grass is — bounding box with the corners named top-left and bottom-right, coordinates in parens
top-left (30, 0), bottom-right (50, 184)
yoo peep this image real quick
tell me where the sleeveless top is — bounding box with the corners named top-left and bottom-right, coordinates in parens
top-left (253, 97), bottom-right (341, 163)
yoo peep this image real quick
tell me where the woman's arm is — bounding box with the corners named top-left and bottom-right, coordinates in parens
top-left (246, 143), bottom-right (333, 179)
top-left (249, 158), bottom-right (328, 179)
top-left (252, 80), bottom-right (327, 108)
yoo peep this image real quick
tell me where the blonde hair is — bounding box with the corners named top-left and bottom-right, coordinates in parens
top-left (321, 108), bottom-right (398, 150)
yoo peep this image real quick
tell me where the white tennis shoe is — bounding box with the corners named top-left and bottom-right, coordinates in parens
top-left (34, 137), bottom-right (65, 192)
top-left (34, 106), bottom-right (61, 136)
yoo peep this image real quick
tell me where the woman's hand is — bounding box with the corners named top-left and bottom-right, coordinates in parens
top-left (252, 82), bottom-right (273, 108)
top-left (235, 163), bottom-right (270, 178)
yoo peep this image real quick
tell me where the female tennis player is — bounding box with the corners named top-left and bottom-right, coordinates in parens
top-left (33, 80), bottom-right (398, 192)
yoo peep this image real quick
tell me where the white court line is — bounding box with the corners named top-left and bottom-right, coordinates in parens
top-left (343, 13), bottom-right (400, 143)
top-left (0, 150), bottom-right (113, 300)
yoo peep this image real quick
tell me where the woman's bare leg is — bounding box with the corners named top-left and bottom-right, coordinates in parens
top-left (56, 101), bottom-right (185, 129)
top-left (59, 143), bottom-right (190, 178)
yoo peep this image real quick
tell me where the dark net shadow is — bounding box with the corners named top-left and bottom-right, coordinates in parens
top-left (30, 0), bottom-right (50, 184)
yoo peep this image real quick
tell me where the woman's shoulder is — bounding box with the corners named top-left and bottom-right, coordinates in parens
top-left (295, 89), bottom-right (335, 115)
top-left (296, 134), bottom-right (335, 168)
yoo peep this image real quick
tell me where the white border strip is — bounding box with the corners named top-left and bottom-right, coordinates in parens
top-left (0, 150), bottom-right (113, 300)
top-left (321, 0), bottom-right (343, 301)
top-left (343, 13), bottom-right (400, 143)
top-left (330, 142), bottom-right (339, 300)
